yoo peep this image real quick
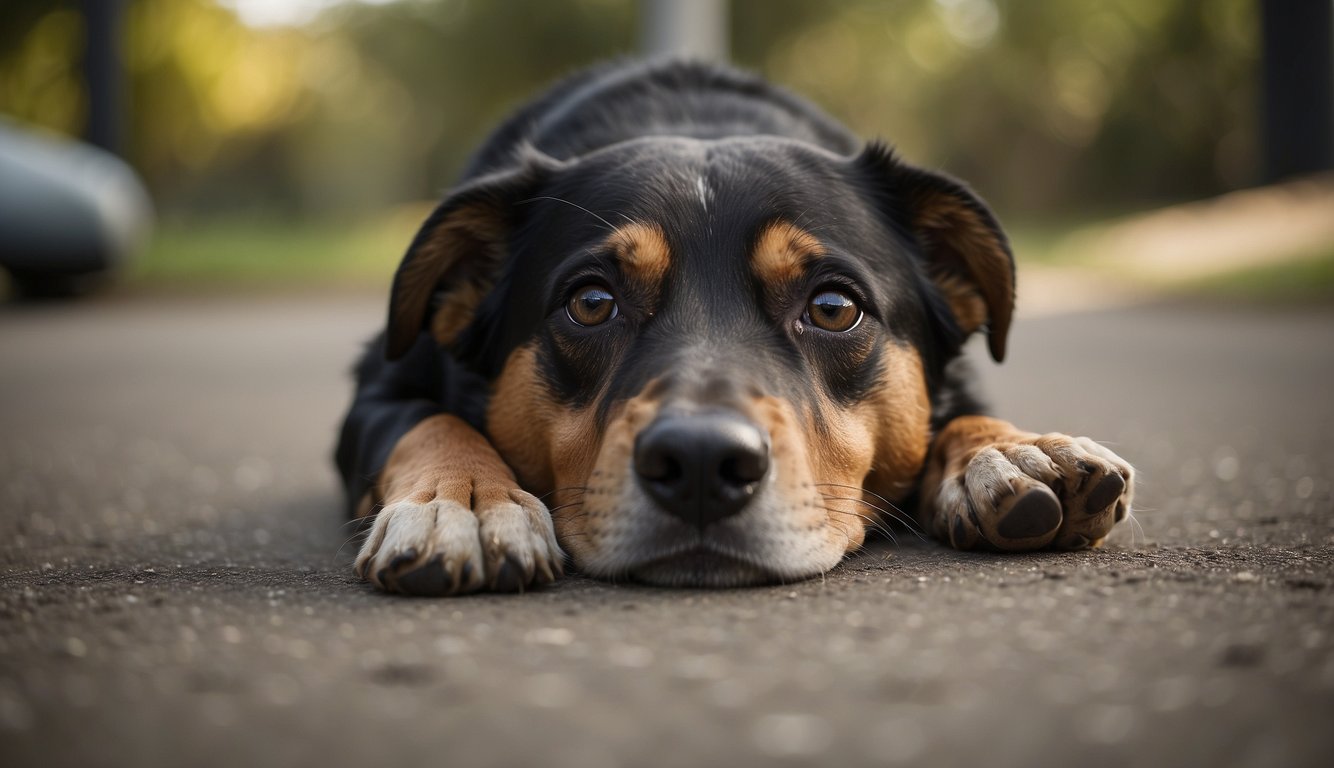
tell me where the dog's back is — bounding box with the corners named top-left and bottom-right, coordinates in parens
top-left (462, 60), bottom-right (859, 180)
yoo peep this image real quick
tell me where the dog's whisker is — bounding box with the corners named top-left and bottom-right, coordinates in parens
top-left (821, 503), bottom-right (900, 546)
top-left (827, 512), bottom-right (880, 554)
top-left (516, 195), bottom-right (617, 232)
top-left (537, 486), bottom-right (591, 501)
top-left (789, 205), bottom-right (816, 232)
top-left (1126, 509), bottom-right (1146, 549)
top-left (814, 482), bottom-right (924, 533)
top-left (820, 493), bottom-right (927, 543)
top-left (824, 513), bottom-right (858, 553)
top-left (334, 528), bottom-right (373, 559)
top-left (850, 508), bottom-right (904, 546)
top-left (555, 532), bottom-right (592, 550)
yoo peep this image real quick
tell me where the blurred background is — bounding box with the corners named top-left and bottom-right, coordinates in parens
top-left (3, 6), bottom-right (1334, 766)
top-left (1, 0), bottom-right (1330, 300)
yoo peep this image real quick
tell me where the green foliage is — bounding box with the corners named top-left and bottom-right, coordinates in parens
top-left (0, 1), bottom-right (87, 135)
top-left (1179, 248), bottom-right (1334, 303)
top-left (734, 0), bottom-right (1258, 212)
top-left (134, 209), bottom-right (423, 285)
top-left (0, 0), bottom-right (1260, 219)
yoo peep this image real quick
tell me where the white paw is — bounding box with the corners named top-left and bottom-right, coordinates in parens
top-left (355, 488), bottom-right (564, 595)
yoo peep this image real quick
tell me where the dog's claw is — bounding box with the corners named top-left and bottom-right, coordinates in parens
top-left (458, 560), bottom-right (474, 591)
top-left (1086, 473), bottom-right (1125, 515)
top-left (388, 547), bottom-right (418, 571)
top-left (491, 554), bottom-right (528, 593)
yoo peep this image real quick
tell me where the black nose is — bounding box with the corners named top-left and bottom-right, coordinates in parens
top-left (633, 411), bottom-right (770, 528)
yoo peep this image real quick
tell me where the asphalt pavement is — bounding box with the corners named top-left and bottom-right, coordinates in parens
top-left (1, 293), bottom-right (1331, 767)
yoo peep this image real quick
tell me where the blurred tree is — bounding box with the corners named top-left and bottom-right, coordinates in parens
top-left (299, 0), bottom-right (636, 212)
top-left (0, 0), bottom-right (1263, 219)
top-left (1, 0), bottom-right (88, 137)
top-left (733, 0), bottom-right (1259, 212)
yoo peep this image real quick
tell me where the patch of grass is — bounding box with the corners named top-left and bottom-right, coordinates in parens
top-left (1005, 220), bottom-right (1085, 265)
top-left (1005, 207), bottom-right (1150, 265)
top-left (133, 208), bottom-right (428, 288)
top-left (1178, 247), bottom-right (1334, 303)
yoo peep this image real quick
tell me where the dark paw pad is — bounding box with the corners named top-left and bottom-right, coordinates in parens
top-left (997, 488), bottom-right (1063, 540)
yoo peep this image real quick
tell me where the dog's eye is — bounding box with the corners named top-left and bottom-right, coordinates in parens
top-left (566, 284), bottom-right (619, 326)
top-left (803, 290), bottom-right (862, 332)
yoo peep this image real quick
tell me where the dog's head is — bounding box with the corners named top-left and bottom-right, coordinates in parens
top-left (384, 137), bottom-right (1013, 586)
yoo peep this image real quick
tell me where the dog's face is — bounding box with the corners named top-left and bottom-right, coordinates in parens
top-left (386, 137), bottom-right (1013, 586)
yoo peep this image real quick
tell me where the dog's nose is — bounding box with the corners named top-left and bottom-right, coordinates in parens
top-left (633, 411), bottom-right (770, 528)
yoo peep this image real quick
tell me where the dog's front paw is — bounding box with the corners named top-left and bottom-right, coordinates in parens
top-left (355, 486), bottom-right (564, 596)
top-left (936, 434), bottom-right (1134, 552)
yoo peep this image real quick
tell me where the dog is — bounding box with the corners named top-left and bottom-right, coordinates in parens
top-left (335, 60), bottom-right (1135, 595)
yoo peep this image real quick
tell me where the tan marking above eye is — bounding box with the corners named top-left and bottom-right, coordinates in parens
top-left (567, 285), bottom-right (618, 326)
top-left (804, 290), bottom-right (861, 332)
top-left (751, 220), bottom-right (825, 288)
top-left (607, 222), bottom-right (671, 288)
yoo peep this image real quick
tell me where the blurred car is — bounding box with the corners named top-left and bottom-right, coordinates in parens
top-left (0, 119), bottom-right (153, 297)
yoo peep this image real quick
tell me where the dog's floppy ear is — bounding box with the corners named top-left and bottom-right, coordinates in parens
top-left (855, 143), bottom-right (1015, 362)
top-left (384, 152), bottom-right (555, 361)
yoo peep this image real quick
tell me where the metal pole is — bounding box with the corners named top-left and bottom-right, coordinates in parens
top-left (82, 0), bottom-right (125, 156)
top-left (640, 0), bottom-right (730, 62)
top-left (1259, 0), bottom-right (1334, 182)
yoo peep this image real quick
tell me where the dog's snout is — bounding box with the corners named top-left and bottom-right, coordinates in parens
top-left (634, 412), bottom-right (770, 528)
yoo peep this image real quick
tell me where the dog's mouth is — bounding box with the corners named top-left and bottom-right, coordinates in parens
top-left (629, 546), bottom-right (780, 588)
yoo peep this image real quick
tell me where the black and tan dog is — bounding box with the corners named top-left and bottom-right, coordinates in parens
top-left (335, 60), bottom-right (1134, 595)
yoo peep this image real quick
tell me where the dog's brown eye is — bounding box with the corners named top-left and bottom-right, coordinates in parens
top-left (804, 290), bottom-right (861, 332)
top-left (567, 285), bottom-right (618, 326)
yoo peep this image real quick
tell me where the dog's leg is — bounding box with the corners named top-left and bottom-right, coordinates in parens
top-left (353, 414), bottom-right (564, 595)
top-left (334, 334), bottom-right (563, 595)
top-left (919, 415), bottom-right (1134, 551)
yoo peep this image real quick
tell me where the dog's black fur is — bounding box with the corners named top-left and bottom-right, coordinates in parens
top-left (337, 60), bottom-right (998, 507)
top-left (335, 60), bottom-right (1034, 590)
